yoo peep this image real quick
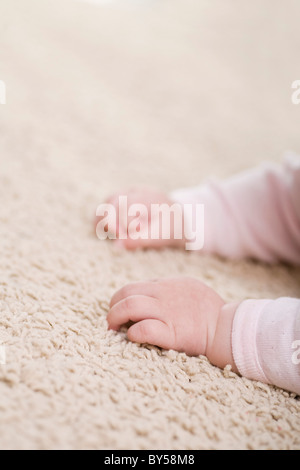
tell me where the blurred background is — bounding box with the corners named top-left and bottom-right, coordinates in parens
top-left (1, 0), bottom-right (300, 201)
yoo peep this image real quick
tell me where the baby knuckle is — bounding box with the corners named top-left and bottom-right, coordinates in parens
top-left (123, 295), bottom-right (140, 312)
top-left (120, 284), bottom-right (134, 299)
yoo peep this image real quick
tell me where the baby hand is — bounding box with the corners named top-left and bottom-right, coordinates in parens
top-left (95, 187), bottom-right (185, 250)
top-left (107, 277), bottom-right (237, 370)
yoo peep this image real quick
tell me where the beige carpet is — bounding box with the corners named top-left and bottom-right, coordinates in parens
top-left (0, 0), bottom-right (300, 450)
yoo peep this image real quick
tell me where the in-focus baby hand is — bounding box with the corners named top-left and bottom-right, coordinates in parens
top-left (107, 277), bottom-right (231, 361)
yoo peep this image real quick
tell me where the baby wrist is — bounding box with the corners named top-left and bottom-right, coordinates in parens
top-left (207, 301), bottom-right (240, 372)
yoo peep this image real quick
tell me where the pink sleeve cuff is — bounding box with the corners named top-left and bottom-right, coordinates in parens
top-left (232, 298), bottom-right (300, 394)
top-left (232, 299), bottom-right (271, 384)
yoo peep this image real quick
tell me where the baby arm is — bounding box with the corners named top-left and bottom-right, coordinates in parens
top-left (171, 152), bottom-right (300, 263)
top-left (107, 278), bottom-right (300, 394)
top-left (96, 154), bottom-right (300, 262)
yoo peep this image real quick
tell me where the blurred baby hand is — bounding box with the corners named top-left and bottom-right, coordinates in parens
top-left (95, 187), bottom-right (186, 250)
